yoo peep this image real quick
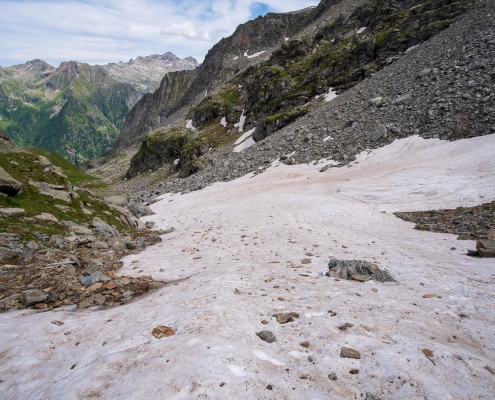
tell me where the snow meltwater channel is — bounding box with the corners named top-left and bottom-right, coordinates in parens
top-left (1, 135), bottom-right (495, 399)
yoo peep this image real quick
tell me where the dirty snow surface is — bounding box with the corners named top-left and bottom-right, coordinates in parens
top-left (1, 135), bottom-right (495, 399)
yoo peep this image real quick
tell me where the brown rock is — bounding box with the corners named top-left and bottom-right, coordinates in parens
top-left (423, 294), bottom-right (438, 298)
top-left (350, 275), bottom-right (372, 282)
top-left (105, 281), bottom-right (118, 290)
top-left (78, 298), bottom-right (94, 309)
top-left (300, 341), bottom-right (310, 348)
top-left (261, 320), bottom-right (269, 325)
top-left (277, 313), bottom-right (294, 324)
top-left (340, 347), bottom-right (361, 359)
top-left (422, 348), bottom-right (434, 357)
top-left (152, 325), bottom-right (175, 339)
top-left (349, 369), bottom-right (359, 374)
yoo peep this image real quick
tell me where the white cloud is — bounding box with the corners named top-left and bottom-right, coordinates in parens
top-left (161, 22), bottom-right (227, 42)
top-left (0, 0), bottom-right (320, 67)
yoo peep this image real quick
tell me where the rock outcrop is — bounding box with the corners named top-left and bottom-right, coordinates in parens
top-left (0, 128), bottom-right (13, 150)
top-left (0, 166), bottom-right (23, 196)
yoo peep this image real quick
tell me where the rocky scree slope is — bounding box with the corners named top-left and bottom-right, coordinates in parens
top-left (112, 0), bottom-right (342, 151)
top-left (112, 0), bottom-right (494, 214)
top-left (0, 133), bottom-right (167, 312)
top-left (0, 54), bottom-right (197, 162)
top-left (121, 0), bottom-right (477, 180)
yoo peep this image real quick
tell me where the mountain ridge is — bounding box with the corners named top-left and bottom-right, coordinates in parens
top-left (0, 52), bottom-right (198, 162)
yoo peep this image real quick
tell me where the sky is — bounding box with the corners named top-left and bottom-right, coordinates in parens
top-left (0, 0), bottom-right (319, 68)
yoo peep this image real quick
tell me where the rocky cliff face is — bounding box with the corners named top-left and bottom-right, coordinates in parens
top-left (113, 69), bottom-right (198, 151)
top-left (188, 0), bottom-right (473, 141)
top-left (112, 3), bottom-right (341, 151)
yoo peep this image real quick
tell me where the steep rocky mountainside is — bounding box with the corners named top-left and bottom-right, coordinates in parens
top-left (0, 53), bottom-right (197, 163)
top-left (93, 0), bottom-right (493, 208)
top-left (101, 52), bottom-right (198, 93)
top-left (111, 0), bottom-right (482, 184)
top-left (112, 1), bottom-right (342, 150)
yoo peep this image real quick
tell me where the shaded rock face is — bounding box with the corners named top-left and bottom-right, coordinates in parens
top-left (0, 128), bottom-right (13, 150)
top-left (326, 259), bottom-right (396, 282)
top-left (0, 166), bottom-right (23, 196)
top-left (113, 69), bottom-right (198, 151)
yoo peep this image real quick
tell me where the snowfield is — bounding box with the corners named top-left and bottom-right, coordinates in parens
top-left (1, 135), bottom-right (494, 399)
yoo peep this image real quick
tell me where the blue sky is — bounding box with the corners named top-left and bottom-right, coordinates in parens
top-left (0, 0), bottom-right (319, 67)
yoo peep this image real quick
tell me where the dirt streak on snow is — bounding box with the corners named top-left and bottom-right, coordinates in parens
top-left (0, 135), bottom-right (494, 399)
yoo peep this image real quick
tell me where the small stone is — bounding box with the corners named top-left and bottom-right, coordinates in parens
top-left (20, 289), bottom-right (47, 306)
top-left (300, 341), bottom-right (310, 348)
top-left (266, 384), bottom-right (273, 390)
top-left (350, 275), bottom-right (372, 282)
top-left (340, 347), bottom-right (360, 359)
top-left (371, 288), bottom-right (378, 293)
top-left (51, 320), bottom-right (64, 326)
top-left (81, 272), bottom-right (104, 287)
top-left (300, 375), bottom-right (308, 379)
top-left (301, 259), bottom-right (311, 264)
top-left (277, 313), bottom-right (294, 324)
top-left (34, 303), bottom-right (47, 309)
top-left (105, 281), bottom-right (118, 290)
top-left (78, 297), bottom-right (94, 309)
top-left (261, 320), bottom-right (269, 325)
top-left (278, 297), bottom-right (285, 301)
top-left (423, 294), bottom-right (438, 298)
top-left (92, 294), bottom-right (107, 305)
top-left (86, 282), bottom-right (103, 291)
top-left (122, 291), bottom-right (134, 298)
top-left (328, 373), bottom-right (337, 380)
top-left (0, 208), bottom-right (26, 217)
top-left (422, 348), bottom-right (434, 357)
top-left (257, 330), bottom-right (276, 343)
top-left (152, 325), bottom-right (175, 339)
top-left (349, 369), bottom-right (359, 374)
top-left (234, 288), bottom-right (241, 295)
top-left (119, 278), bottom-right (130, 286)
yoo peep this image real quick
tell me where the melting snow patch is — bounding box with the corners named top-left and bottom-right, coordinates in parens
top-left (325, 88), bottom-right (339, 102)
top-left (174, 158), bottom-right (180, 165)
top-left (357, 27), bottom-right (367, 34)
top-left (233, 56), bottom-right (239, 60)
top-left (234, 110), bottom-right (246, 132)
top-left (234, 136), bottom-right (256, 153)
top-left (252, 350), bottom-right (284, 366)
top-left (220, 117), bottom-right (227, 127)
top-left (304, 312), bottom-right (325, 318)
top-left (406, 44), bottom-right (420, 53)
top-left (228, 365), bottom-right (246, 377)
top-left (323, 135), bottom-right (333, 142)
top-left (244, 50), bottom-right (266, 59)
top-left (185, 120), bottom-right (196, 131)
top-left (234, 128), bottom-right (256, 145)
top-left (285, 37), bottom-right (289, 41)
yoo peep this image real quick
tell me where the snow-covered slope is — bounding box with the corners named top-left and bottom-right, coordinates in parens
top-left (1, 135), bottom-right (494, 399)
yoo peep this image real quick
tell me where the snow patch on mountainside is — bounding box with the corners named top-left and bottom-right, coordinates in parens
top-left (1, 135), bottom-right (494, 399)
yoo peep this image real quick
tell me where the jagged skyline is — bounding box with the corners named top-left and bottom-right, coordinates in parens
top-left (0, 0), bottom-right (319, 67)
